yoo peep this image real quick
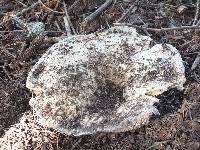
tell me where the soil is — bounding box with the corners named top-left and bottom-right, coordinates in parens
top-left (0, 0), bottom-right (200, 149)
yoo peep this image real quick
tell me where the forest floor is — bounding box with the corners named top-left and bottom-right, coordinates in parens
top-left (0, 0), bottom-right (200, 149)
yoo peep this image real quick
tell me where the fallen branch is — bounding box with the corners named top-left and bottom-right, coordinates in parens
top-left (114, 23), bottom-right (200, 32)
top-left (83, 0), bottom-right (114, 24)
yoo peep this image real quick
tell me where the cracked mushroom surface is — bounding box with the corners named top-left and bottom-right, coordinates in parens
top-left (26, 26), bottom-right (186, 136)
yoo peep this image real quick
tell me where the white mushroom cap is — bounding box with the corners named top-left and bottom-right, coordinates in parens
top-left (26, 26), bottom-right (186, 136)
top-left (0, 112), bottom-right (58, 150)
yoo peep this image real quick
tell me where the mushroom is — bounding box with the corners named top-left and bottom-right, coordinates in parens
top-left (26, 26), bottom-right (186, 136)
top-left (0, 112), bottom-right (57, 150)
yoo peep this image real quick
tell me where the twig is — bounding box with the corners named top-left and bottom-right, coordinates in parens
top-left (147, 140), bottom-right (171, 150)
top-left (71, 138), bottom-right (82, 150)
top-left (68, 0), bottom-right (82, 12)
top-left (3, 65), bottom-right (12, 80)
top-left (63, 1), bottom-right (72, 36)
top-left (0, 30), bottom-right (24, 33)
top-left (63, 1), bottom-right (76, 35)
top-left (63, 16), bottom-right (71, 36)
top-left (0, 1), bottom-right (40, 27)
top-left (3, 23), bottom-right (200, 34)
top-left (16, 1), bottom-right (40, 16)
top-left (114, 23), bottom-right (200, 32)
top-left (0, 30), bottom-right (66, 34)
top-left (83, 0), bottom-right (114, 24)
top-left (193, 0), bottom-right (200, 25)
top-left (196, 19), bottom-right (200, 26)
top-left (0, 47), bottom-right (16, 58)
top-left (15, 0), bottom-right (28, 7)
top-left (191, 53), bottom-right (200, 70)
top-left (38, 0), bottom-right (65, 14)
top-left (1, 0), bottom-right (80, 27)
top-left (116, 0), bottom-right (139, 23)
top-left (54, 21), bottom-right (62, 31)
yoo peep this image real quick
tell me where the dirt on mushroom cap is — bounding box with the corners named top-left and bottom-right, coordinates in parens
top-left (26, 26), bottom-right (186, 136)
